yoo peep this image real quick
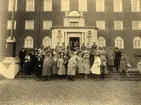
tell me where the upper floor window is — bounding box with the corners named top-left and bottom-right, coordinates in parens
top-left (114, 21), bottom-right (123, 30)
top-left (79, 0), bottom-right (87, 12)
top-left (114, 0), bottom-right (122, 12)
top-left (25, 20), bottom-right (34, 30)
top-left (7, 20), bottom-right (16, 30)
top-left (61, 0), bottom-right (70, 12)
top-left (132, 21), bottom-right (141, 30)
top-left (44, 0), bottom-right (52, 11)
top-left (43, 21), bottom-right (52, 30)
top-left (131, 0), bottom-right (140, 12)
top-left (98, 37), bottom-right (106, 47)
top-left (133, 37), bottom-right (141, 49)
top-left (96, 21), bottom-right (105, 30)
top-left (8, 0), bottom-right (18, 11)
top-left (96, 0), bottom-right (105, 12)
top-left (115, 37), bottom-right (124, 49)
top-left (26, 0), bottom-right (35, 12)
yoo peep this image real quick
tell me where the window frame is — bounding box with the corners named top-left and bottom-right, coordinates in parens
top-left (131, 0), bottom-right (140, 12)
top-left (43, 20), bottom-right (52, 30)
top-left (96, 21), bottom-right (105, 30)
top-left (114, 21), bottom-right (123, 30)
top-left (26, 0), bottom-right (35, 12)
top-left (96, 0), bottom-right (105, 12)
top-left (114, 0), bottom-right (123, 12)
top-left (43, 0), bottom-right (52, 12)
top-left (25, 20), bottom-right (34, 30)
top-left (61, 0), bottom-right (70, 12)
top-left (78, 0), bottom-right (87, 12)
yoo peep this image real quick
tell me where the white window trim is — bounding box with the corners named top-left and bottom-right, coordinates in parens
top-left (61, 0), bottom-right (70, 12)
top-left (24, 36), bottom-right (34, 48)
top-left (7, 20), bottom-right (16, 30)
top-left (78, 0), bottom-right (87, 12)
top-left (98, 37), bottom-right (106, 47)
top-left (114, 21), bottom-right (123, 30)
top-left (133, 37), bottom-right (141, 49)
top-left (96, 21), bottom-right (105, 30)
top-left (114, 0), bottom-right (123, 12)
top-left (43, 36), bottom-right (51, 47)
top-left (115, 37), bottom-right (124, 49)
top-left (26, 0), bottom-right (35, 12)
top-left (8, 0), bottom-right (18, 11)
top-left (96, 0), bottom-right (105, 12)
top-left (43, 21), bottom-right (52, 30)
top-left (132, 21), bottom-right (141, 30)
top-left (131, 0), bottom-right (140, 12)
top-left (44, 0), bottom-right (52, 12)
top-left (25, 20), bottom-right (34, 30)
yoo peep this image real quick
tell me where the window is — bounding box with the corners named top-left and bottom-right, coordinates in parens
top-left (44, 0), bottom-right (52, 11)
top-left (25, 20), bottom-right (34, 30)
top-left (114, 21), bottom-right (123, 30)
top-left (114, 0), bottom-right (122, 12)
top-left (96, 21), bottom-right (105, 30)
top-left (70, 22), bottom-right (78, 27)
top-left (133, 37), bottom-right (141, 49)
top-left (24, 36), bottom-right (34, 48)
top-left (43, 36), bottom-right (51, 47)
top-left (61, 0), bottom-right (70, 12)
top-left (7, 20), bottom-right (16, 30)
top-left (79, 0), bottom-right (87, 12)
top-left (98, 37), bottom-right (106, 47)
top-left (96, 0), bottom-right (105, 12)
top-left (131, 0), bottom-right (140, 12)
top-left (26, 0), bottom-right (35, 12)
top-left (115, 37), bottom-right (124, 49)
top-left (132, 21), bottom-right (141, 30)
top-left (8, 0), bottom-right (18, 11)
top-left (43, 21), bottom-right (52, 30)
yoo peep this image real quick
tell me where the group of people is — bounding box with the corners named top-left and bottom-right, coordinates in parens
top-left (19, 42), bottom-right (129, 81)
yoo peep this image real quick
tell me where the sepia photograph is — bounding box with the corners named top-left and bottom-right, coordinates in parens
top-left (0, 0), bottom-right (141, 105)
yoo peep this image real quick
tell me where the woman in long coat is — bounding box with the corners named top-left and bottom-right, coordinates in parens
top-left (90, 53), bottom-right (101, 80)
top-left (100, 52), bottom-right (108, 78)
top-left (77, 53), bottom-right (84, 74)
top-left (119, 52), bottom-right (127, 77)
top-left (42, 53), bottom-right (52, 81)
top-left (67, 52), bottom-right (77, 81)
top-left (83, 53), bottom-right (90, 80)
top-left (57, 54), bottom-right (66, 79)
top-left (52, 52), bottom-right (58, 78)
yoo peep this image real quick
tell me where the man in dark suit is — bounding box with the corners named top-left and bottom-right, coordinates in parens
top-left (114, 47), bottom-right (121, 71)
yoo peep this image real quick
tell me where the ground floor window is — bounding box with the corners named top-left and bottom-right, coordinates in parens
top-left (133, 37), bottom-right (141, 49)
top-left (24, 36), bottom-right (34, 48)
top-left (43, 36), bottom-right (51, 47)
top-left (115, 37), bottom-right (124, 49)
top-left (97, 36), bottom-right (106, 47)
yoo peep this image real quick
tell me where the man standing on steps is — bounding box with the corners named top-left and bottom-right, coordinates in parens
top-left (114, 47), bottom-right (121, 72)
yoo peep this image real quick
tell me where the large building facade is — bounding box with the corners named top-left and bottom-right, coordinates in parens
top-left (2, 0), bottom-right (141, 66)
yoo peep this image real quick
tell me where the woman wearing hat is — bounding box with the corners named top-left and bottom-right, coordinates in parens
top-left (67, 52), bottom-right (77, 81)
top-left (90, 52), bottom-right (101, 80)
top-left (57, 53), bottom-right (66, 79)
top-left (83, 53), bottom-right (90, 80)
top-left (42, 53), bottom-right (52, 81)
top-left (52, 52), bottom-right (58, 79)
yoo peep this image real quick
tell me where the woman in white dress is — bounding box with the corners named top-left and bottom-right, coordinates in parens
top-left (83, 53), bottom-right (90, 80)
top-left (57, 53), bottom-right (66, 79)
top-left (90, 53), bottom-right (101, 80)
